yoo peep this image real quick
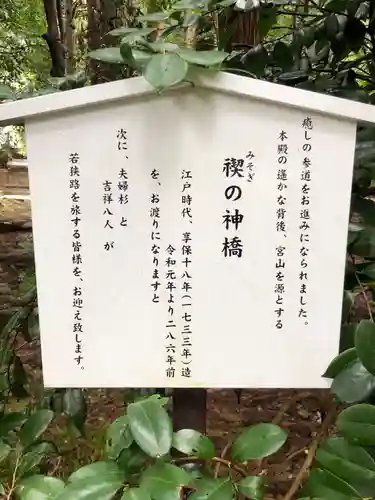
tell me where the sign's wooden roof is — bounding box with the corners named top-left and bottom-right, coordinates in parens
top-left (1, 68), bottom-right (375, 126)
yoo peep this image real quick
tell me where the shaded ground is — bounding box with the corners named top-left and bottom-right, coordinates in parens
top-left (0, 197), bottom-right (336, 499)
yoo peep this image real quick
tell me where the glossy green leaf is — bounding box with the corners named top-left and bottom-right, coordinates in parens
top-left (237, 476), bottom-right (264, 500)
top-left (63, 389), bottom-right (87, 435)
top-left (106, 416), bottom-right (133, 460)
top-left (0, 84), bottom-right (14, 100)
top-left (172, 429), bottom-right (215, 458)
top-left (177, 49), bottom-right (228, 66)
top-left (1, 310), bottom-right (22, 338)
top-left (0, 439), bottom-right (11, 463)
top-left (324, 14), bottom-right (339, 39)
top-left (68, 461), bottom-right (124, 484)
top-left (323, 348), bottom-right (357, 379)
top-left (315, 437), bottom-right (375, 492)
top-left (137, 12), bottom-right (170, 22)
top-left (122, 487), bottom-right (151, 500)
top-left (190, 478), bottom-right (233, 500)
top-left (132, 50), bottom-right (152, 68)
top-left (147, 42), bottom-right (179, 53)
top-left (340, 324), bottom-right (357, 352)
top-left (273, 41), bottom-right (293, 70)
top-left (331, 360), bottom-right (375, 403)
top-left (241, 45), bottom-right (269, 76)
top-left (0, 481), bottom-right (4, 495)
top-left (117, 444), bottom-right (149, 475)
top-left (18, 442), bottom-right (55, 477)
top-left (108, 27), bottom-right (155, 37)
top-left (363, 263), bottom-right (375, 280)
top-left (88, 48), bottom-right (125, 64)
top-left (120, 40), bottom-right (137, 67)
top-left (0, 412), bottom-right (27, 437)
top-left (140, 462), bottom-right (193, 500)
top-left (258, 7), bottom-right (278, 39)
top-left (127, 399), bottom-right (172, 457)
top-left (303, 468), bottom-right (361, 500)
top-left (17, 475), bottom-right (65, 500)
top-left (337, 404), bottom-right (375, 446)
top-left (231, 423), bottom-right (287, 461)
top-left (355, 320), bottom-right (375, 375)
top-left (20, 410), bottom-right (54, 448)
top-left (144, 53), bottom-right (188, 90)
top-left (55, 475), bottom-right (123, 500)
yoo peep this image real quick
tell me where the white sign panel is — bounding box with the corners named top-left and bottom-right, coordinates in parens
top-left (25, 87), bottom-right (356, 388)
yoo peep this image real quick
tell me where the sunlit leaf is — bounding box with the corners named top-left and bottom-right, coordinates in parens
top-left (355, 320), bottom-right (375, 375)
top-left (17, 475), bottom-right (65, 500)
top-left (20, 410), bottom-right (54, 448)
top-left (231, 423), bottom-right (287, 461)
top-left (172, 429), bottom-right (215, 458)
top-left (177, 49), bottom-right (228, 66)
top-left (127, 398), bottom-right (172, 457)
top-left (144, 53), bottom-right (188, 90)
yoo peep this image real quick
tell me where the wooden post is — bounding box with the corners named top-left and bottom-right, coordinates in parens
top-left (172, 389), bottom-right (207, 433)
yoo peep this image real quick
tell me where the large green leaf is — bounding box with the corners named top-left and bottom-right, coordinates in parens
top-left (55, 476), bottom-right (123, 500)
top-left (137, 12), bottom-right (170, 22)
top-left (140, 462), bottom-right (193, 500)
top-left (190, 478), bottom-right (233, 500)
top-left (331, 360), bottom-right (375, 403)
top-left (144, 53), bottom-right (188, 90)
top-left (20, 410), bottom-right (54, 448)
top-left (120, 41), bottom-right (137, 68)
top-left (107, 27), bottom-right (155, 37)
top-left (0, 412), bottom-right (27, 437)
top-left (68, 461), bottom-right (124, 484)
top-left (106, 416), bottom-right (133, 460)
top-left (122, 487), bottom-right (151, 500)
top-left (337, 404), bottom-right (375, 446)
top-left (352, 227), bottom-right (375, 258)
top-left (323, 348), bottom-right (357, 379)
top-left (0, 439), bottom-right (11, 463)
top-left (355, 320), bottom-right (375, 375)
top-left (88, 48), bottom-right (125, 64)
top-left (63, 389), bottom-right (87, 435)
top-left (18, 442), bottom-right (55, 478)
top-left (303, 468), bottom-right (361, 500)
top-left (340, 324), bottom-right (357, 352)
top-left (0, 84), bottom-right (14, 100)
top-left (127, 399), bottom-right (172, 457)
top-left (231, 423), bottom-right (287, 461)
top-left (237, 476), bottom-right (264, 500)
top-left (176, 49), bottom-right (228, 66)
top-left (272, 41), bottom-right (293, 70)
top-left (240, 45), bottom-right (269, 77)
top-left (117, 444), bottom-right (149, 475)
top-left (315, 437), bottom-right (375, 494)
top-left (17, 475), bottom-right (65, 500)
top-left (172, 429), bottom-right (215, 458)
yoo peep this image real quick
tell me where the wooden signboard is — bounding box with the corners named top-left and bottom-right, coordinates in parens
top-left (1, 70), bottom-right (374, 389)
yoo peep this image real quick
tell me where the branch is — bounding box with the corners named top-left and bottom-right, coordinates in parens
top-left (355, 272), bottom-right (374, 321)
top-left (282, 405), bottom-right (337, 500)
top-left (174, 456), bottom-right (247, 477)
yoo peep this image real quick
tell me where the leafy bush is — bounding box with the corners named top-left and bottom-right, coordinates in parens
top-left (0, 395), bottom-right (288, 499)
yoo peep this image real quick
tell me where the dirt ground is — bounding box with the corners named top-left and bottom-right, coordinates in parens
top-left (0, 197), bottom-right (337, 499)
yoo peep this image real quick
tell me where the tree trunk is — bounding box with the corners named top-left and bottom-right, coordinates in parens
top-left (87, 0), bottom-right (135, 84)
top-left (219, 9), bottom-right (260, 52)
top-left (65, 0), bottom-right (75, 73)
top-left (42, 0), bottom-right (66, 77)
